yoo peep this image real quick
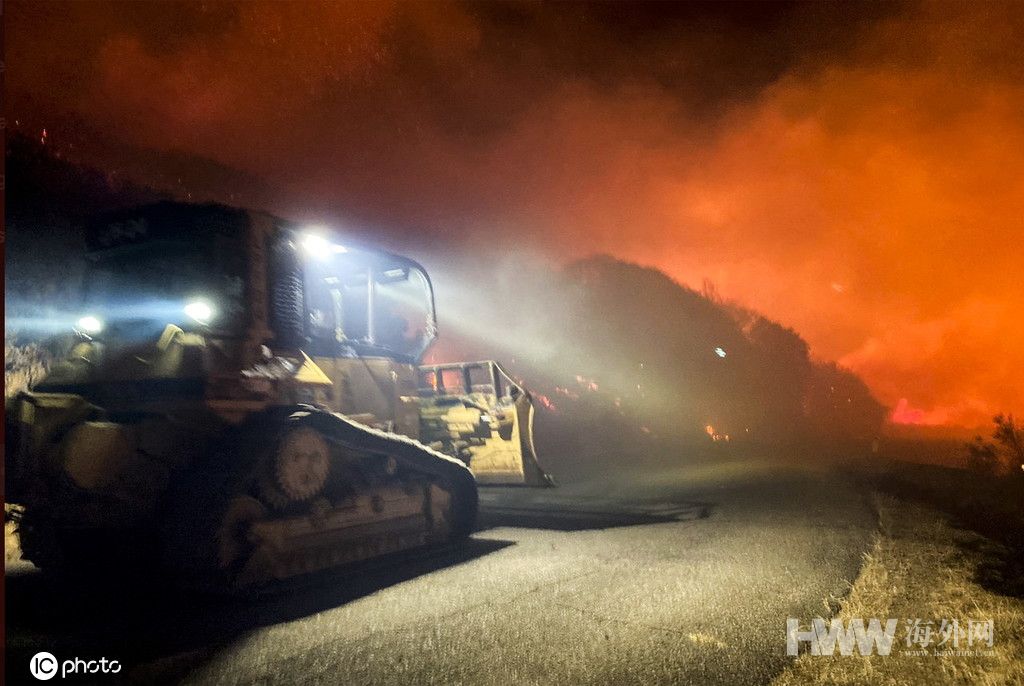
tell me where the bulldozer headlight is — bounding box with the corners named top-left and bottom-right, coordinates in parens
top-left (301, 230), bottom-right (348, 259)
top-left (76, 315), bottom-right (104, 334)
top-left (301, 232), bottom-right (331, 258)
top-left (184, 300), bottom-right (215, 325)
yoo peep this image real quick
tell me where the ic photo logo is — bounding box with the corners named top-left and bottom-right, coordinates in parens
top-left (29, 653), bottom-right (58, 681)
top-left (29, 652), bottom-right (122, 681)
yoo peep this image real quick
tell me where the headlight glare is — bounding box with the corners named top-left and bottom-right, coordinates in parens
top-left (76, 315), bottom-right (104, 334)
top-left (184, 300), bottom-right (215, 325)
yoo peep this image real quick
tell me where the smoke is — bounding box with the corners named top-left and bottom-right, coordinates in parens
top-left (7, 1), bottom-right (1024, 426)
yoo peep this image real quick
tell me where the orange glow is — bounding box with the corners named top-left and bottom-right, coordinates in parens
top-left (8, 2), bottom-right (1023, 427)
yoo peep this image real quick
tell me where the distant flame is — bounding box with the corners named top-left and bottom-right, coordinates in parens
top-left (889, 398), bottom-right (950, 426)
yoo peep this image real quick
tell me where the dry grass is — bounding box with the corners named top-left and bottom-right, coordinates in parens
top-left (5, 520), bottom-right (23, 565)
top-left (4, 338), bottom-right (52, 398)
top-left (773, 494), bottom-right (1024, 685)
top-left (4, 338), bottom-right (48, 566)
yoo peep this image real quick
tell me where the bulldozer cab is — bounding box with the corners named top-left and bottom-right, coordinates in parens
top-left (295, 237), bottom-right (437, 363)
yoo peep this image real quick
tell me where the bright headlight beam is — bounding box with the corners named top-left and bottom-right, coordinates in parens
top-left (76, 315), bottom-right (104, 334)
top-left (184, 300), bottom-right (214, 324)
top-left (301, 229), bottom-right (348, 258)
top-left (301, 233), bottom-right (331, 258)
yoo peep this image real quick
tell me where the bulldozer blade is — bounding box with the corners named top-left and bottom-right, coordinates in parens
top-left (418, 361), bottom-right (554, 487)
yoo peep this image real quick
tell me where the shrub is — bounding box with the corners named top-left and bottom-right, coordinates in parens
top-left (967, 414), bottom-right (1024, 477)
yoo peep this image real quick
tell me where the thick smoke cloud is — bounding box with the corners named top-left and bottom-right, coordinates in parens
top-left (8, 1), bottom-right (1024, 426)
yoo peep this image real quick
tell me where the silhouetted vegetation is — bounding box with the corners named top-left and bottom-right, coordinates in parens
top-left (501, 257), bottom-right (886, 468)
top-left (967, 414), bottom-right (1024, 477)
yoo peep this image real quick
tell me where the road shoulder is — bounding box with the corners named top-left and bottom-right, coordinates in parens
top-left (772, 493), bottom-right (1024, 685)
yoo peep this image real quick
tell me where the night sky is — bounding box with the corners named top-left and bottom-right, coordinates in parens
top-left (7, 1), bottom-right (1024, 426)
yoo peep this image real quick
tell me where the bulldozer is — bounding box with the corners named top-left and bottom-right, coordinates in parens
top-left (5, 202), bottom-right (551, 589)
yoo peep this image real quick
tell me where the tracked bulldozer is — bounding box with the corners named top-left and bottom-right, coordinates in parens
top-left (5, 202), bottom-right (551, 589)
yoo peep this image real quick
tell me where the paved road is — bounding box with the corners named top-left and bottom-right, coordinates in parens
top-left (6, 454), bottom-right (876, 685)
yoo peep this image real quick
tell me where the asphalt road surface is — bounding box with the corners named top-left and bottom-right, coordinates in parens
top-left (6, 454), bottom-right (876, 685)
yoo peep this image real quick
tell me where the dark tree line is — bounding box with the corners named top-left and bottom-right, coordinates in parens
top-left (521, 258), bottom-right (886, 447)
